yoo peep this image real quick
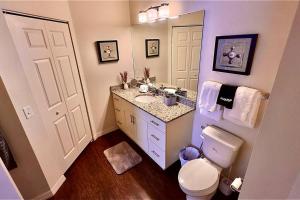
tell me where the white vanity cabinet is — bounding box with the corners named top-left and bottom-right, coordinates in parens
top-left (112, 94), bottom-right (194, 169)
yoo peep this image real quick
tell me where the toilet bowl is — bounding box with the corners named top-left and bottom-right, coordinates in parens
top-left (178, 158), bottom-right (221, 200)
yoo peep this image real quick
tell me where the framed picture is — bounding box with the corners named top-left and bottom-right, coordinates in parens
top-left (145, 39), bottom-right (159, 57)
top-left (96, 40), bottom-right (119, 63)
top-left (213, 34), bottom-right (258, 75)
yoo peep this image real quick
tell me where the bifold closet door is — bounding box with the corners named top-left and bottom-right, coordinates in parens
top-left (171, 26), bottom-right (202, 91)
top-left (45, 21), bottom-right (91, 154)
top-left (5, 14), bottom-right (92, 171)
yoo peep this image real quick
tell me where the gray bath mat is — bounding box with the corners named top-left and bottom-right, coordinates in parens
top-left (103, 141), bottom-right (142, 174)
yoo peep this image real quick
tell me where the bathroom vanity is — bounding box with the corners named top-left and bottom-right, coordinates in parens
top-left (111, 10), bottom-right (204, 169)
top-left (112, 88), bottom-right (195, 169)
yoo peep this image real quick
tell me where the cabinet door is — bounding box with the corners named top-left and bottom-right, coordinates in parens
top-left (123, 104), bottom-right (136, 140)
top-left (45, 21), bottom-right (92, 155)
top-left (115, 107), bottom-right (125, 130)
top-left (113, 95), bottom-right (125, 130)
top-left (5, 15), bottom-right (77, 171)
top-left (135, 117), bottom-right (148, 153)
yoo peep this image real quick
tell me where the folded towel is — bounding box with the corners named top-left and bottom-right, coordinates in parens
top-left (217, 84), bottom-right (238, 109)
top-left (224, 87), bottom-right (262, 128)
top-left (198, 81), bottom-right (222, 112)
top-left (0, 132), bottom-right (17, 170)
top-left (200, 107), bottom-right (223, 121)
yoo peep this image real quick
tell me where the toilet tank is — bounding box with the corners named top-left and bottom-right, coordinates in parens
top-left (202, 126), bottom-right (243, 168)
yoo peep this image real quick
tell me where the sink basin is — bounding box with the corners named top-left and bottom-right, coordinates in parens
top-left (135, 95), bottom-right (157, 103)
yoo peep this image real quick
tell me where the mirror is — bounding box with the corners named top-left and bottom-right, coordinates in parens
top-left (131, 11), bottom-right (204, 101)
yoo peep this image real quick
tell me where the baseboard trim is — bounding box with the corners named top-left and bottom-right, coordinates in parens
top-left (94, 126), bottom-right (119, 140)
top-left (50, 175), bottom-right (66, 194)
top-left (33, 190), bottom-right (52, 200)
top-left (32, 175), bottom-right (66, 200)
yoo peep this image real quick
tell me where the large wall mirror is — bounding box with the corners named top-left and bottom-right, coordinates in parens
top-left (131, 11), bottom-right (204, 100)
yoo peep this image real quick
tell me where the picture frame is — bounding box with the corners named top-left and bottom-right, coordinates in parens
top-left (212, 34), bottom-right (258, 75)
top-left (145, 39), bottom-right (160, 58)
top-left (96, 40), bottom-right (119, 63)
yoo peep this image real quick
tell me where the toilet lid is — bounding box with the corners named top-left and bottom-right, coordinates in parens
top-left (178, 159), bottom-right (219, 193)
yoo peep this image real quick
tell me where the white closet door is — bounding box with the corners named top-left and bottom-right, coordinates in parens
top-left (188, 26), bottom-right (202, 91)
top-left (45, 21), bottom-right (92, 154)
top-left (171, 26), bottom-right (202, 91)
top-left (172, 27), bottom-right (190, 89)
top-left (5, 14), bottom-right (91, 171)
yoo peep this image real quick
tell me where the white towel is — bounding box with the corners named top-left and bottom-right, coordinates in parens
top-left (224, 87), bottom-right (262, 128)
top-left (200, 107), bottom-right (223, 121)
top-left (198, 81), bottom-right (222, 112)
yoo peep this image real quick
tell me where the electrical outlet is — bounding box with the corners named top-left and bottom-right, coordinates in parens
top-left (22, 105), bottom-right (34, 119)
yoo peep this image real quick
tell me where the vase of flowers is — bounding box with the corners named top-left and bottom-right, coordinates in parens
top-left (144, 67), bottom-right (150, 84)
top-left (120, 71), bottom-right (128, 90)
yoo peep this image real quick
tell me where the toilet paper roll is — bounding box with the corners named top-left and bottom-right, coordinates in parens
top-left (230, 178), bottom-right (242, 192)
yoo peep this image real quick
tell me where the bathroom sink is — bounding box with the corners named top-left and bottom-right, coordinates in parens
top-left (135, 94), bottom-right (157, 103)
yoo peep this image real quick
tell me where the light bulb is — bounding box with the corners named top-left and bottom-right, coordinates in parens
top-left (158, 3), bottom-right (169, 19)
top-left (147, 7), bottom-right (158, 23)
top-left (138, 11), bottom-right (147, 23)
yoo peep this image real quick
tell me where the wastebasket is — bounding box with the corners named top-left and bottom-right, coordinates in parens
top-left (179, 146), bottom-right (201, 166)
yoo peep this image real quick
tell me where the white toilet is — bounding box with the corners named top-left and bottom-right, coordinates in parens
top-left (178, 126), bottom-right (243, 200)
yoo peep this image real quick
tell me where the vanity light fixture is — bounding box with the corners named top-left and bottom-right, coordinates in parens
top-left (138, 11), bottom-right (147, 23)
top-left (158, 3), bottom-right (169, 19)
top-left (147, 6), bottom-right (159, 22)
top-left (139, 3), bottom-right (171, 24)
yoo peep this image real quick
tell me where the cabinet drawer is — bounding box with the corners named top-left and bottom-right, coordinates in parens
top-left (148, 123), bottom-right (165, 151)
top-left (148, 142), bottom-right (165, 169)
top-left (147, 115), bottom-right (166, 133)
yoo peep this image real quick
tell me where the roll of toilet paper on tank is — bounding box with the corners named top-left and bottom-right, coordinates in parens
top-left (230, 178), bottom-right (242, 192)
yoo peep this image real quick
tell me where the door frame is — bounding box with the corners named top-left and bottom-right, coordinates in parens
top-left (2, 9), bottom-right (96, 140)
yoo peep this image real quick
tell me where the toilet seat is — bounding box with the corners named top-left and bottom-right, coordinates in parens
top-left (178, 158), bottom-right (220, 197)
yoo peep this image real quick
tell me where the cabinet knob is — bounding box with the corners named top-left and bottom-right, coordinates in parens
top-left (151, 120), bottom-right (159, 126)
top-left (151, 134), bottom-right (159, 141)
top-left (152, 150), bottom-right (160, 157)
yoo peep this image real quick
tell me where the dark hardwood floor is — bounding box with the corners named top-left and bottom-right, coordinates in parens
top-left (51, 130), bottom-right (239, 200)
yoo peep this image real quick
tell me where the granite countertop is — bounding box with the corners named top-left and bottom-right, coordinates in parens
top-left (111, 88), bottom-right (195, 123)
top-left (152, 82), bottom-right (197, 102)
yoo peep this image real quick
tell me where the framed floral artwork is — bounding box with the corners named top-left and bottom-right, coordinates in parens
top-left (213, 34), bottom-right (258, 75)
top-left (96, 40), bottom-right (119, 63)
top-left (145, 39), bottom-right (159, 58)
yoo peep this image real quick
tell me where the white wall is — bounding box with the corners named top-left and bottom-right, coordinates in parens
top-left (132, 21), bottom-right (168, 82)
top-left (68, 1), bottom-right (134, 138)
top-left (240, 4), bottom-right (300, 199)
top-left (0, 158), bottom-right (22, 199)
top-left (0, 79), bottom-right (48, 198)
